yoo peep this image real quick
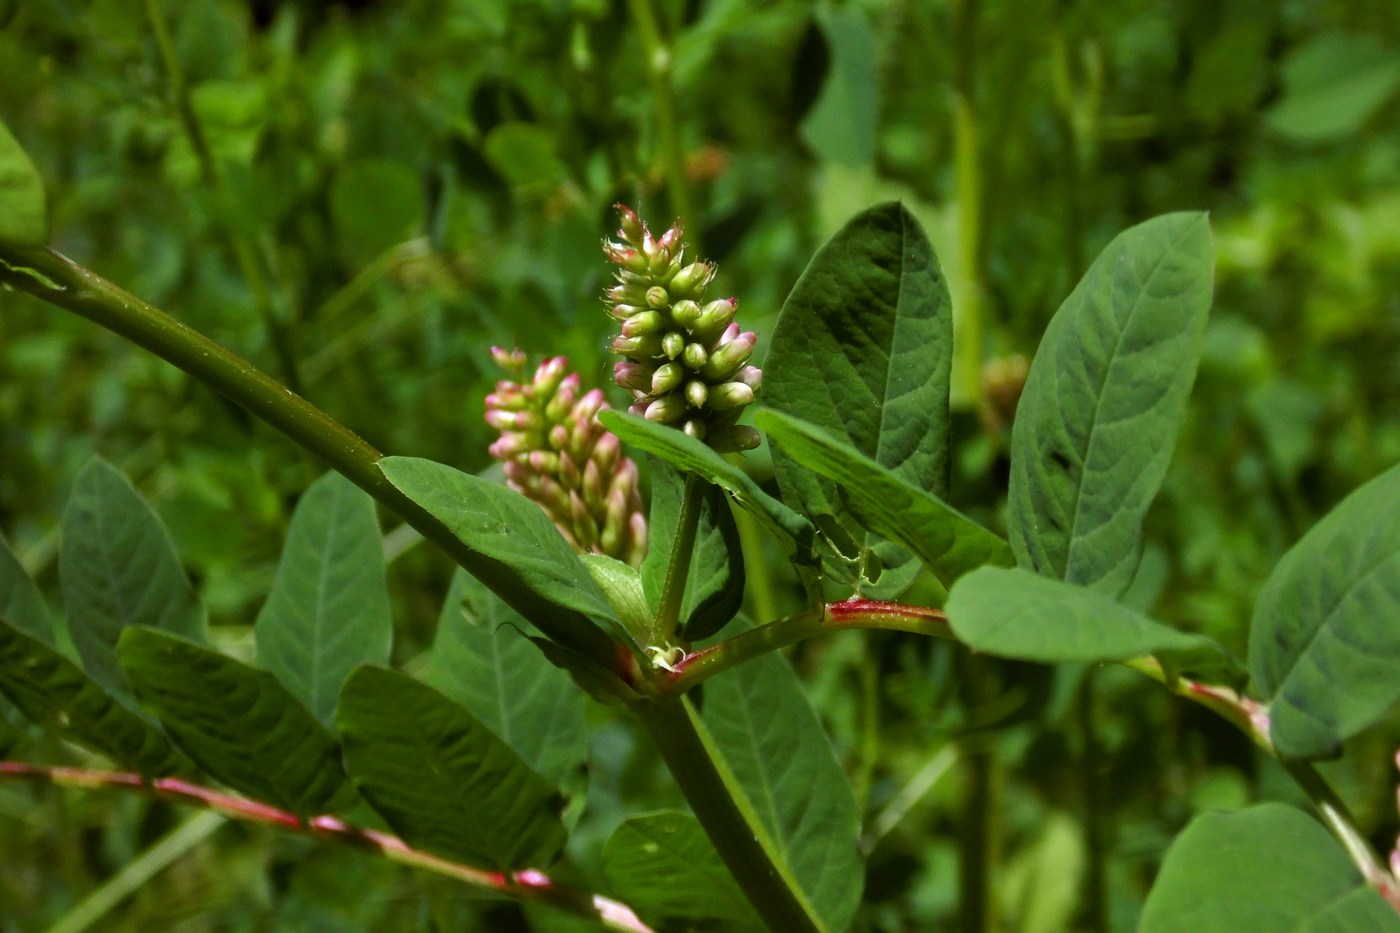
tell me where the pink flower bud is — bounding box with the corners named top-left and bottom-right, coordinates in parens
top-left (701, 330), bottom-right (757, 381)
top-left (615, 361), bottom-right (655, 392)
top-left (608, 302), bottom-right (646, 321)
top-left (735, 364), bottom-right (763, 390)
top-left (615, 204), bottom-right (645, 242)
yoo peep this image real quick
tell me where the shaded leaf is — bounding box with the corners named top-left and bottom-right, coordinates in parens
top-left (425, 568), bottom-right (587, 797)
top-left (255, 471), bottom-right (392, 725)
top-left (119, 628), bottom-right (349, 816)
top-left (0, 618), bottom-right (179, 774)
top-left (1141, 803), bottom-right (1400, 932)
top-left (329, 158), bottom-right (423, 267)
top-left (0, 117), bottom-right (47, 246)
top-left (798, 7), bottom-right (878, 166)
top-left (337, 665), bottom-right (568, 871)
top-left (602, 811), bottom-right (760, 928)
top-left (60, 459), bottom-right (205, 697)
top-left (0, 533), bottom-right (51, 644)
top-left (758, 409), bottom-right (1010, 586)
top-left (1249, 462), bottom-right (1400, 759)
top-left (1266, 34), bottom-right (1400, 143)
top-left (1008, 212), bottom-right (1213, 597)
top-left (702, 650), bottom-right (864, 932)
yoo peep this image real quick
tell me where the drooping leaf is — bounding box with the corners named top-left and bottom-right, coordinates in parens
top-left (798, 7), bottom-right (879, 166)
top-left (1265, 33), bottom-right (1400, 143)
top-left (425, 568), bottom-right (587, 797)
top-left (0, 117), bottom-right (47, 246)
top-left (0, 533), bottom-right (51, 643)
top-left (337, 665), bottom-right (568, 871)
top-left (1140, 804), bottom-right (1400, 932)
top-left (602, 811), bottom-right (760, 929)
top-left (1249, 461), bottom-right (1400, 759)
top-left (119, 628), bottom-right (350, 817)
top-left (640, 459), bottom-right (745, 641)
top-left (1008, 212), bottom-right (1213, 597)
top-left (598, 411), bottom-right (816, 567)
top-left (764, 202), bottom-right (952, 598)
top-left (947, 567), bottom-right (1234, 675)
top-left (60, 459), bottom-right (205, 696)
top-left (702, 650), bottom-right (864, 932)
top-left (758, 409), bottom-right (1010, 587)
top-left (0, 618), bottom-right (180, 774)
top-left (254, 471), bottom-right (391, 725)
top-left (378, 456), bottom-right (621, 640)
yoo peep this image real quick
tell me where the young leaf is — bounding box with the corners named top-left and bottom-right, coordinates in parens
top-left (758, 409), bottom-right (1011, 586)
top-left (118, 628), bottom-right (350, 817)
top-left (702, 651), bottom-right (864, 933)
top-left (947, 567), bottom-right (1232, 672)
top-left (1, 533), bottom-right (51, 643)
top-left (1249, 461), bottom-right (1400, 759)
top-left (254, 471), bottom-right (391, 725)
top-left (641, 459), bottom-right (745, 641)
top-left (598, 410), bottom-right (816, 566)
top-left (337, 665), bottom-right (568, 871)
top-left (0, 618), bottom-right (180, 774)
top-left (1140, 804), bottom-right (1400, 932)
top-left (60, 459), bottom-right (205, 696)
top-left (425, 569), bottom-right (587, 797)
top-left (602, 811), bottom-right (761, 929)
top-left (378, 456), bottom-right (622, 641)
top-left (1008, 212), bottom-right (1213, 597)
top-left (0, 118), bottom-right (47, 246)
top-left (764, 202), bottom-right (953, 595)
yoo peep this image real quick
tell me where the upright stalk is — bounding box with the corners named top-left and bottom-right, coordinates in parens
top-left (652, 473), bottom-right (704, 645)
top-left (625, 0), bottom-right (694, 233)
top-left (950, 0), bottom-right (985, 408)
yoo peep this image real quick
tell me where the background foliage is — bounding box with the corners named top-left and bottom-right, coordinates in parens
top-left (3, 0), bottom-right (1400, 929)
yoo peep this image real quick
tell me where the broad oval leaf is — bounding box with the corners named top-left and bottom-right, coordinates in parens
top-left (255, 471), bottom-right (391, 725)
top-left (1141, 804), bottom-right (1400, 932)
top-left (60, 459), bottom-right (205, 697)
top-left (378, 456), bottom-right (621, 639)
top-left (0, 118), bottom-right (47, 246)
top-left (1, 533), bottom-right (51, 643)
top-left (119, 628), bottom-right (350, 817)
top-left (1249, 461), bottom-right (1400, 759)
top-left (0, 618), bottom-right (180, 774)
top-left (1008, 212), bottom-right (1213, 597)
top-left (337, 665), bottom-right (568, 871)
top-left (702, 650), bottom-right (864, 932)
top-left (1265, 33), bottom-right (1400, 144)
top-left (948, 567), bottom-right (1232, 672)
top-left (425, 569), bottom-right (587, 799)
top-left (598, 410), bottom-right (816, 566)
top-left (765, 202), bottom-right (953, 597)
top-left (758, 409), bottom-right (1010, 586)
top-left (602, 811), bottom-right (760, 929)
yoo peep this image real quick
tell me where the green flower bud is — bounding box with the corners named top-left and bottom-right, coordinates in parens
top-left (651, 362), bottom-right (684, 395)
top-left (682, 342), bottom-right (708, 369)
top-left (622, 310), bottom-right (666, 337)
top-left (671, 299), bottom-right (702, 328)
top-left (662, 331), bottom-right (685, 360)
top-left (685, 380), bottom-right (708, 408)
top-left (645, 286), bottom-right (670, 309)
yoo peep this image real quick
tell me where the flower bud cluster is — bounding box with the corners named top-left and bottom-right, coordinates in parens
top-left (603, 205), bottom-right (761, 453)
top-left (485, 348), bottom-right (647, 567)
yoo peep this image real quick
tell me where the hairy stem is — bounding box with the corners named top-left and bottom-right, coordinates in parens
top-left (0, 762), bottom-right (653, 932)
top-left (0, 246), bottom-right (618, 668)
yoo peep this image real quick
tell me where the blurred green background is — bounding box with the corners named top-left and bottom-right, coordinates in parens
top-left (3, 0), bottom-right (1400, 930)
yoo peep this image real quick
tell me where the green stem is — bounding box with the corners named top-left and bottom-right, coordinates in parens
top-left (653, 473), bottom-right (704, 646)
top-left (950, 0), bottom-right (984, 409)
top-left (1077, 671), bottom-right (1108, 933)
top-left (958, 650), bottom-right (1001, 933)
top-left (0, 246), bottom-right (618, 669)
top-left (0, 762), bottom-right (653, 933)
top-left (625, 0), bottom-right (694, 234)
top-left (631, 699), bottom-right (823, 932)
top-left (666, 599), bottom-right (951, 695)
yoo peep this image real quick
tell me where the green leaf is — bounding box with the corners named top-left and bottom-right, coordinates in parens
top-left (254, 472), bottom-right (391, 725)
top-left (597, 411), bottom-right (816, 566)
top-left (765, 202), bottom-right (952, 597)
top-left (1266, 34), bottom-right (1400, 144)
top-left (118, 628), bottom-right (349, 817)
top-left (947, 567), bottom-right (1231, 670)
top-left (1008, 212), bottom-right (1213, 597)
top-left (378, 456), bottom-right (621, 639)
top-left (641, 459), bottom-right (745, 641)
top-left (337, 665), bottom-right (568, 871)
top-left (602, 811), bottom-right (760, 928)
top-left (425, 568), bottom-right (587, 798)
top-left (0, 618), bottom-right (180, 774)
top-left (0, 118), bottom-right (47, 246)
top-left (60, 459), bottom-right (206, 697)
top-left (1141, 804), bottom-right (1400, 932)
top-left (702, 651), bottom-right (864, 932)
top-left (757, 409), bottom-right (1011, 587)
top-left (329, 159), bottom-right (424, 268)
top-left (0, 698), bottom-right (28, 757)
top-left (798, 7), bottom-right (879, 166)
top-left (0, 533), bottom-right (51, 643)
top-left (1249, 461), bottom-right (1400, 759)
